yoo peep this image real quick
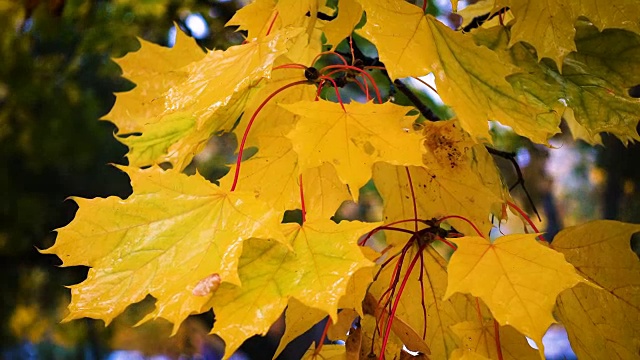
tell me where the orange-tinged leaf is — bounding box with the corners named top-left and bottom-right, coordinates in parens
top-left (42, 166), bottom-right (285, 329)
top-left (552, 220), bottom-right (640, 359)
top-left (322, 0), bottom-right (363, 48)
top-left (116, 27), bottom-right (302, 170)
top-left (357, 0), bottom-right (437, 79)
top-left (206, 219), bottom-right (377, 357)
top-left (444, 234), bottom-right (587, 353)
top-left (282, 100), bottom-right (423, 199)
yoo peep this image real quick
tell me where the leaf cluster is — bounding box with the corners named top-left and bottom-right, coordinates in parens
top-left (43, 0), bottom-right (640, 359)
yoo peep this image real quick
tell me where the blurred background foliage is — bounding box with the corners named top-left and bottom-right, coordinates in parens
top-left (0, 0), bottom-right (639, 359)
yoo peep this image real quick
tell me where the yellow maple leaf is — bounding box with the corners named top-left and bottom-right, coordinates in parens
top-left (206, 219), bottom-right (377, 357)
top-left (451, 319), bottom-right (538, 360)
top-left (116, 27), bottom-right (302, 170)
top-left (275, 298), bottom-right (328, 358)
top-left (276, 0), bottom-right (325, 28)
top-left (321, 0), bottom-right (363, 48)
top-left (359, 314), bottom-right (404, 359)
top-left (444, 234), bottom-right (587, 354)
top-left (226, 0), bottom-right (277, 40)
top-left (222, 63), bottom-right (350, 216)
top-left (103, 27), bottom-right (205, 134)
top-left (450, 349), bottom-right (492, 360)
top-left (233, 58), bottom-right (315, 149)
top-left (41, 166), bottom-right (285, 329)
top-left (222, 138), bottom-right (351, 218)
top-left (328, 308), bottom-right (358, 342)
top-left (357, 0), bottom-right (559, 142)
top-left (282, 100), bottom-right (423, 200)
top-left (425, 17), bottom-right (560, 143)
top-left (552, 220), bottom-right (640, 359)
top-left (373, 162), bottom-right (502, 244)
top-left (370, 245), bottom-right (476, 358)
top-left (303, 344), bottom-right (346, 360)
top-left (356, 0), bottom-right (438, 79)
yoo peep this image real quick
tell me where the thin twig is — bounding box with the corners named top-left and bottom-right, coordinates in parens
top-left (485, 147), bottom-right (541, 221)
top-left (393, 79), bottom-right (439, 121)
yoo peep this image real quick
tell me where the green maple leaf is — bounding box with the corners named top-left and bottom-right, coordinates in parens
top-left (498, 0), bottom-right (640, 66)
top-left (475, 22), bottom-right (640, 143)
top-left (42, 166), bottom-right (285, 328)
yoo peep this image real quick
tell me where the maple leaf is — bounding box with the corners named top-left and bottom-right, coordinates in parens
top-left (205, 219), bottom-right (377, 357)
top-left (450, 299), bottom-right (539, 360)
top-left (356, 0), bottom-right (437, 79)
top-left (496, 0), bottom-right (640, 66)
top-left (444, 234), bottom-right (587, 354)
top-left (359, 314), bottom-right (404, 359)
top-left (328, 308), bottom-right (358, 342)
top-left (115, 27), bottom-right (302, 170)
top-left (362, 293), bottom-right (431, 355)
top-left (321, 0), bottom-right (363, 48)
top-left (226, 0), bottom-right (277, 40)
top-left (41, 166), bottom-right (285, 329)
top-left (425, 17), bottom-right (560, 143)
top-left (357, 0), bottom-right (559, 142)
top-left (103, 27), bottom-right (205, 134)
top-left (369, 245), bottom-right (476, 359)
top-left (303, 344), bottom-right (346, 360)
top-left (474, 22), bottom-right (640, 143)
top-left (552, 220), bottom-right (640, 359)
top-left (221, 63), bottom-right (350, 216)
top-left (282, 100), bottom-right (424, 199)
top-left (373, 153), bottom-right (503, 246)
top-left (450, 349), bottom-right (492, 360)
top-left (275, 299), bottom-right (327, 358)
